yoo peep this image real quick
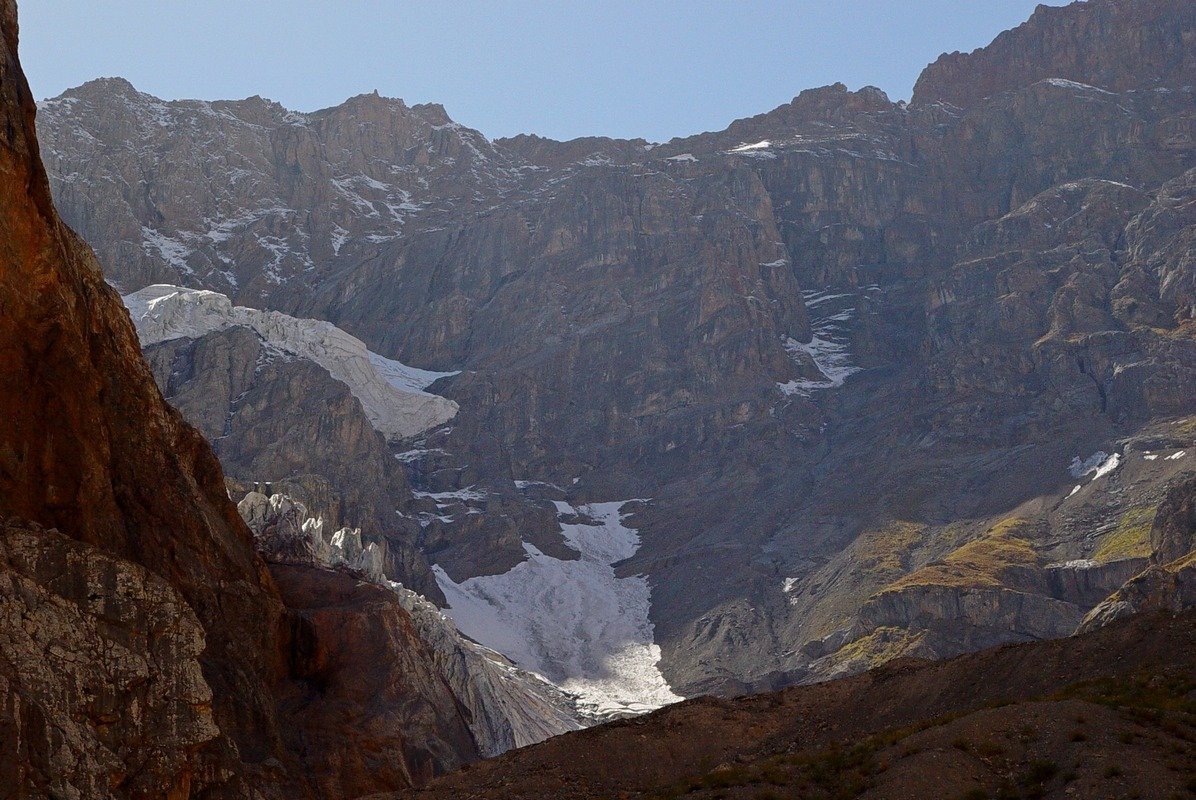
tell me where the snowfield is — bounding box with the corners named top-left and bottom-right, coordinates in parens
top-left (122, 284), bottom-right (458, 439)
top-left (433, 499), bottom-right (682, 720)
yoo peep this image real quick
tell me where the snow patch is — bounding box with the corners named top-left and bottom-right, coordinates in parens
top-left (140, 227), bottom-right (194, 273)
top-left (778, 288), bottom-right (863, 396)
top-left (1068, 451), bottom-right (1121, 480)
top-left (1042, 78), bottom-right (1115, 95)
top-left (414, 486), bottom-right (488, 503)
top-left (730, 139), bottom-right (771, 152)
top-left (1167, 450), bottom-right (1187, 461)
top-left (433, 499), bottom-right (682, 720)
top-left (121, 284), bottom-right (457, 439)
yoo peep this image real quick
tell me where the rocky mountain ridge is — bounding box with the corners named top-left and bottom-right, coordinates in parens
top-left (402, 608), bottom-right (1196, 800)
top-left (35, 0), bottom-right (1196, 703)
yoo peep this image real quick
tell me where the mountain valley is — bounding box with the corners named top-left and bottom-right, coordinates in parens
top-left (2, 0), bottom-right (1196, 797)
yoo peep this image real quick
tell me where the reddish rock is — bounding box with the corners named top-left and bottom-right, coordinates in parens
top-left (0, 3), bottom-right (479, 796)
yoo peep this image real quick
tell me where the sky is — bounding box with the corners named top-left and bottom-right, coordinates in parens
top-left (21, 1), bottom-right (1069, 143)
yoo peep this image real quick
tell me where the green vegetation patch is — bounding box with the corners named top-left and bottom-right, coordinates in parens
top-left (1093, 506), bottom-right (1155, 563)
top-left (884, 520), bottom-right (1038, 591)
top-left (831, 626), bottom-right (926, 670)
top-left (852, 521), bottom-right (927, 578)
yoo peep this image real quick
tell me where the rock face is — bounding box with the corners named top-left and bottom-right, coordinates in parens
top-left (126, 284), bottom-right (459, 441)
top-left (0, 3), bottom-right (486, 796)
top-left (1079, 474), bottom-right (1196, 631)
top-left (35, 0), bottom-right (1196, 698)
top-left (912, 0), bottom-right (1196, 108)
top-left (0, 520), bottom-right (220, 798)
top-left (141, 320), bottom-right (442, 597)
top-left (396, 588), bottom-right (587, 757)
top-left (0, 3), bottom-right (294, 792)
top-left (269, 564), bottom-right (477, 794)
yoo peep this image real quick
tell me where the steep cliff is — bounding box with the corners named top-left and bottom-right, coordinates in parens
top-left (237, 490), bottom-right (586, 758)
top-left (34, 0), bottom-right (1196, 698)
top-left (0, 3), bottom-right (484, 796)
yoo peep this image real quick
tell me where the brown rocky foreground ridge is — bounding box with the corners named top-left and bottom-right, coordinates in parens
top-left (403, 610), bottom-right (1196, 800)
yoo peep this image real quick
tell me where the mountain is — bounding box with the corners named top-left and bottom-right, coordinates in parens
top-left (33, 0), bottom-right (1196, 713)
top-left (0, 3), bottom-right (577, 797)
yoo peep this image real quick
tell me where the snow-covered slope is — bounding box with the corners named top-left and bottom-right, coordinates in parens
top-left (434, 498), bottom-right (682, 720)
top-left (122, 284), bottom-right (458, 439)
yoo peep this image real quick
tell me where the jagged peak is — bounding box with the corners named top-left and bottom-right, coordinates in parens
top-left (912, 0), bottom-right (1195, 107)
top-left (783, 81), bottom-right (894, 113)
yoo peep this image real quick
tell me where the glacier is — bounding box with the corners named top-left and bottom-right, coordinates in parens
top-left (433, 499), bottom-right (682, 720)
top-left (238, 490), bottom-right (584, 755)
top-left (122, 284), bottom-right (458, 439)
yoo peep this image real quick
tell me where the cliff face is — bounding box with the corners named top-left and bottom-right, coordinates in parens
top-left (143, 326), bottom-right (442, 599)
top-left (33, 0), bottom-right (1196, 700)
top-left (0, 3), bottom-right (291, 792)
top-left (0, 3), bottom-right (483, 796)
top-left (0, 519), bottom-right (222, 797)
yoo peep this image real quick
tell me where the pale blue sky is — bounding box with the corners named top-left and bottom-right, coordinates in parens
top-left (22, 1), bottom-right (1068, 142)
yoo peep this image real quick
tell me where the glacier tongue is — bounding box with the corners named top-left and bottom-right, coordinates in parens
top-left (433, 498), bottom-right (682, 721)
top-left (237, 489), bottom-right (585, 755)
top-left (122, 284), bottom-right (458, 439)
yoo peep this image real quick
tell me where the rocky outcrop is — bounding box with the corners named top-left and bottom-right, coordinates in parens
top-left (1151, 473), bottom-right (1196, 562)
top-left (1078, 555), bottom-right (1196, 631)
top-left (1116, 168), bottom-right (1196, 327)
top-left (270, 564), bottom-right (477, 794)
top-left (912, 0), bottom-right (1196, 108)
top-left (142, 324), bottom-right (441, 597)
top-left (1044, 556), bottom-right (1150, 607)
top-left (0, 3), bottom-right (297, 791)
top-left (0, 520), bottom-right (223, 798)
top-left (238, 491), bottom-right (386, 581)
top-left (1079, 473), bottom-right (1196, 631)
